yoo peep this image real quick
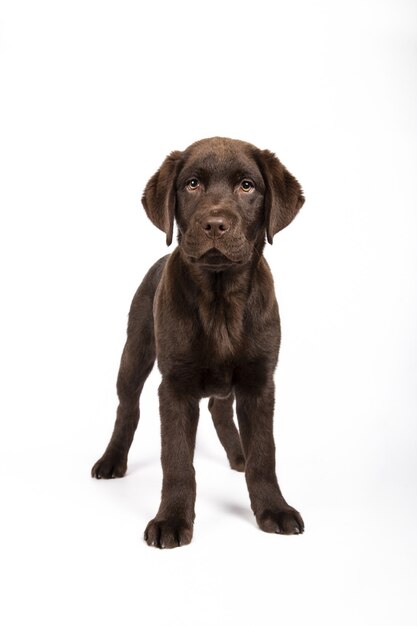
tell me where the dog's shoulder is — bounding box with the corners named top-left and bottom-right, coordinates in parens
top-left (128, 254), bottom-right (170, 319)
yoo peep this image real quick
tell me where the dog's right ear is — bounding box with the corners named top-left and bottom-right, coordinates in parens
top-left (141, 150), bottom-right (183, 246)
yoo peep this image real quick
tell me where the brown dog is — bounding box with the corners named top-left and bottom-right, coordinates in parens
top-left (91, 137), bottom-right (305, 548)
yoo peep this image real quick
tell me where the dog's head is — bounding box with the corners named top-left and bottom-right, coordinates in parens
top-left (142, 137), bottom-right (304, 271)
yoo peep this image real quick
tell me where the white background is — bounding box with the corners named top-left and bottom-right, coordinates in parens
top-left (1, 0), bottom-right (416, 624)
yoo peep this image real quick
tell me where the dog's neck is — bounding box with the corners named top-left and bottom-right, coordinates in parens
top-left (174, 248), bottom-right (262, 359)
top-left (178, 248), bottom-right (255, 297)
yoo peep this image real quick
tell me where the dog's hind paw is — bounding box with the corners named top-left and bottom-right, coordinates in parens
top-left (229, 454), bottom-right (245, 472)
top-left (91, 451), bottom-right (127, 479)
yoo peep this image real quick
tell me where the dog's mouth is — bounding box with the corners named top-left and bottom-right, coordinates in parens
top-left (192, 248), bottom-right (240, 271)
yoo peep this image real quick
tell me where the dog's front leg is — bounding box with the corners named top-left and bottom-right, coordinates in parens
top-left (144, 379), bottom-right (199, 548)
top-left (236, 381), bottom-right (304, 535)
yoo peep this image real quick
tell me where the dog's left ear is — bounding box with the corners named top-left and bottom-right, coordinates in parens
top-left (255, 149), bottom-right (305, 244)
top-left (141, 150), bottom-right (183, 246)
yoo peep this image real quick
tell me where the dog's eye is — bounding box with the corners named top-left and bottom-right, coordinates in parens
top-left (240, 180), bottom-right (254, 192)
top-left (186, 178), bottom-right (200, 190)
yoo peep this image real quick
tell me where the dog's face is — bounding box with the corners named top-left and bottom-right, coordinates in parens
top-left (142, 137), bottom-right (304, 270)
top-left (176, 139), bottom-right (266, 270)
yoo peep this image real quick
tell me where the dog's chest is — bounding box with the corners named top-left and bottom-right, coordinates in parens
top-left (197, 291), bottom-right (246, 360)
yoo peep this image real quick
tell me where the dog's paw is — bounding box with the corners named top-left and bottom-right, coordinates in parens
top-left (91, 452), bottom-right (127, 479)
top-left (257, 507), bottom-right (304, 535)
top-left (229, 454), bottom-right (245, 472)
top-left (144, 517), bottom-right (193, 549)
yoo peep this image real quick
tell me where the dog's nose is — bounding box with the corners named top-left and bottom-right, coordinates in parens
top-left (202, 216), bottom-right (230, 238)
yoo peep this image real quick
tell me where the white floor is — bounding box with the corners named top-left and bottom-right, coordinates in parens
top-left (2, 370), bottom-right (416, 626)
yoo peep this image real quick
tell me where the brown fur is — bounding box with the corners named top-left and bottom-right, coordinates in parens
top-left (91, 137), bottom-right (305, 548)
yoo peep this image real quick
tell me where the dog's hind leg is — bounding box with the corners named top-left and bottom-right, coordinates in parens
top-left (91, 308), bottom-right (155, 479)
top-left (208, 394), bottom-right (245, 472)
top-left (91, 258), bottom-right (167, 479)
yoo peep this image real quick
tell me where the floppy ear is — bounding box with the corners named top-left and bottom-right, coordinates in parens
top-left (141, 150), bottom-right (182, 246)
top-left (256, 149), bottom-right (305, 244)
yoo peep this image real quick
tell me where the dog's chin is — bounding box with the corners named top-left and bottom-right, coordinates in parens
top-left (190, 248), bottom-right (242, 271)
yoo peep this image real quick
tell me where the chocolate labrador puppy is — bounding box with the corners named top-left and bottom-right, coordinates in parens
top-left (91, 137), bottom-right (305, 548)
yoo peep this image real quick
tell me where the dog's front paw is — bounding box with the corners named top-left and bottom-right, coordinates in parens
top-left (91, 451), bottom-right (127, 479)
top-left (257, 506), bottom-right (304, 535)
top-left (144, 517), bottom-right (193, 549)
